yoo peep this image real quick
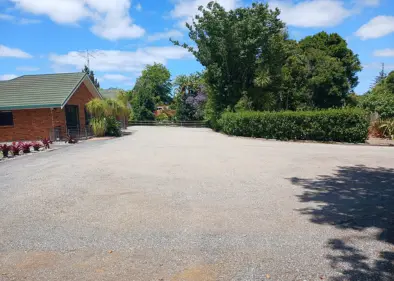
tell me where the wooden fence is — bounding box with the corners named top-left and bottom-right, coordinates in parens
top-left (128, 120), bottom-right (208, 128)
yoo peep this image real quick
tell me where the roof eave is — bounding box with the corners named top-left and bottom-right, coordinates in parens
top-left (60, 74), bottom-right (103, 109)
top-left (0, 104), bottom-right (62, 111)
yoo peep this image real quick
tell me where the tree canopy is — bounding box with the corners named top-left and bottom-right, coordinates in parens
top-left (130, 63), bottom-right (173, 121)
top-left (172, 2), bottom-right (286, 115)
top-left (299, 32), bottom-right (362, 108)
top-left (130, 87), bottom-right (156, 121)
top-left (360, 71), bottom-right (394, 118)
top-left (124, 1), bottom-right (371, 121)
top-left (172, 1), bottom-right (362, 118)
top-left (133, 63), bottom-right (172, 105)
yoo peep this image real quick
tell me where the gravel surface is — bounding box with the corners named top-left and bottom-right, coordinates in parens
top-left (1, 126), bottom-right (393, 281)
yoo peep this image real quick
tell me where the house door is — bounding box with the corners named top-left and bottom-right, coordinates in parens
top-left (65, 105), bottom-right (80, 133)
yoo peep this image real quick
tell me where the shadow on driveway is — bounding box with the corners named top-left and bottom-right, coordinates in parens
top-left (290, 165), bottom-right (394, 281)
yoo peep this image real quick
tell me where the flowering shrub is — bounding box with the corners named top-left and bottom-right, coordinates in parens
top-left (174, 76), bottom-right (207, 121)
top-left (1, 139), bottom-right (53, 158)
top-left (0, 144), bottom-right (11, 157)
top-left (42, 138), bottom-right (52, 149)
top-left (32, 142), bottom-right (42, 151)
top-left (21, 142), bottom-right (32, 153)
top-left (11, 142), bottom-right (22, 156)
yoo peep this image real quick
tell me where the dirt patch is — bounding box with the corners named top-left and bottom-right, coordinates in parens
top-left (171, 264), bottom-right (221, 281)
top-left (367, 137), bottom-right (394, 146)
top-left (14, 251), bottom-right (59, 270)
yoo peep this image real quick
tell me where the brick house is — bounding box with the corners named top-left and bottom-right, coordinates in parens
top-left (0, 72), bottom-right (102, 142)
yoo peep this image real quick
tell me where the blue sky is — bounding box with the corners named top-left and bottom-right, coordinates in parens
top-left (0, 0), bottom-right (393, 94)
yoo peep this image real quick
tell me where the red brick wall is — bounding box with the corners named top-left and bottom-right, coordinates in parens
top-left (65, 82), bottom-right (95, 130)
top-left (0, 108), bottom-right (65, 141)
top-left (0, 81), bottom-right (97, 142)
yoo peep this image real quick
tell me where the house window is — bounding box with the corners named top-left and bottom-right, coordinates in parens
top-left (0, 111), bottom-right (14, 126)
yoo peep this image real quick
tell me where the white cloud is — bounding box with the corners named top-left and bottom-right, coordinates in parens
top-left (136, 3), bottom-right (142, 11)
top-left (0, 74), bottom-right (18, 81)
top-left (0, 45), bottom-right (32, 58)
top-left (373, 49), bottom-right (394, 57)
top-left (11, 0), bottom-right (88, 24)
top-left (49, 46), bottom-right (192, 73)
top-left (355, 16), bottom-right (394, 40)
top-left (19, 18), bottom-right (41, 24)
top-left (0, 13), bottom-right (14, 21)
top-left (363, 62), bottom-right (394, 70)
top-left (359, 0), bottom-right (380, 7)
top-left (102, 74), bottom-right (130, 82)
top-left (147, 29), bottom-right (183, 42)
top-left (91, 17), bottom-right (145, 40)
top-left (269, 0), bottom-right (351, 28)
top-left (0, 13), bottom-right (41, 24)
top-left (171, 0), bottom-right (239, 27)
top-left (10, 0), bottom-right (145, 40)
top-left (88, 0), bottom-right (145, 40)
top-left (16, 66), bottom-right (40, 71)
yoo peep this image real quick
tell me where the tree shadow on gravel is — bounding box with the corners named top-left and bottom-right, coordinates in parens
top-left (290, 165), bottom-right (394, 281)
top-left (326, 239), bottom-right (394, 281)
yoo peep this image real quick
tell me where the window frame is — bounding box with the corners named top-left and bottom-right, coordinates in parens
top-left (0, 111), bottom-right (14, 127)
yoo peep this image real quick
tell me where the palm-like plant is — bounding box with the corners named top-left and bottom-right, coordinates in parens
top-left (105, 99), bottom-right (128, 117)
top-left (86, 98), bottom-right (130, 136)
top-left (379, 119), bottom-right (394, 140)
top-left (90, 118), bottom-right (106, 137)
top-left (86, 98), bottom-right (108, 119)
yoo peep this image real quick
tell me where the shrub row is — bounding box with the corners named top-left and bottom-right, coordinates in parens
top-left (218, 109), bottom-right (369, 143)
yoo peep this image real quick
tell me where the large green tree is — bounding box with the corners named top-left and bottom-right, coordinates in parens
top-left (130, 63), bottom-right (173, 120)
top-left (360, 71), bottom-right (394, 118)
top-left (279, 40), bottom-right (310, 110)
top-left (133, 63), bottom-right (172, 104)
top-left (299, 32), bottom-right (362, 108)
top-left (172, 1), bottom-right (286, 116)
top-left (130, 87), bottom-right (156, 121)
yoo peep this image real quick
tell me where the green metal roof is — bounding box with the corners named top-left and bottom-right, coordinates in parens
top-left (100, 88), bottom-right (121, 99)
top-left (0, 72), bottom-right (88, 110)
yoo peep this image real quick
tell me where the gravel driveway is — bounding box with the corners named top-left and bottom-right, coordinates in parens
top-left (1, 126), bottom-right (393, 281)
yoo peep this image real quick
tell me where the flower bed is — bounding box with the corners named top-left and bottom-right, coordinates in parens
top-left (0, 138), bottom-right (52, 160)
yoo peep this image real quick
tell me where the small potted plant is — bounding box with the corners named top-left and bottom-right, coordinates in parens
top-left (42, 138), bottom-right (52, 149)
top-left (32, 142), bottom-right (42, 151)
top-left (66, 135), bottom-right (78, 144)
top-left (11, 142), bottom-right (22, 156)
top-left (0, 144), bottom-right (11, 158)
top-left (21, 142), bottom-right (32, 153)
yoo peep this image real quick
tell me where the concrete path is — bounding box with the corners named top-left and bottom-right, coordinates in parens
top-left (1, 127), bottom-right (393, 281)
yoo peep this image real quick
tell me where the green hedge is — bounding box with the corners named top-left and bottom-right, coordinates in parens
top-left (218, 109), bottom-right (369, 143)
